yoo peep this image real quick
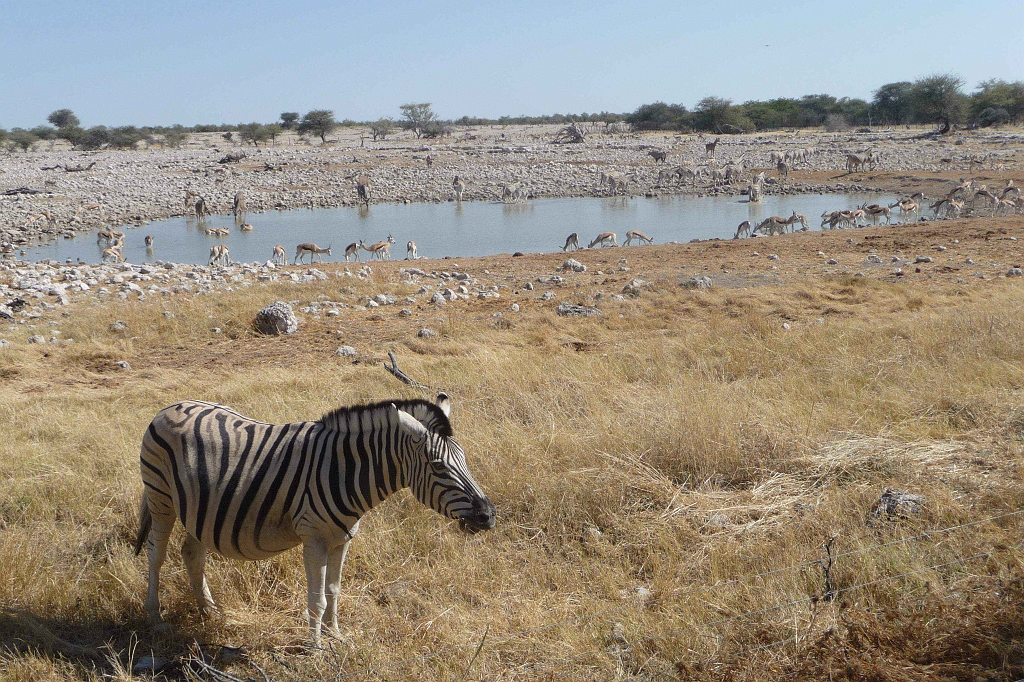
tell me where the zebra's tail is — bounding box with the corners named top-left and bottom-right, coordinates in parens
top-left (134, 490), bottom-right (151, 556)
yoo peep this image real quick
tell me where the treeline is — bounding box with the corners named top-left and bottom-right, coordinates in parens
top-left (625, 74), bottom-right (1024, 133)
top-left (3, 75), bottom-right (1022, 152)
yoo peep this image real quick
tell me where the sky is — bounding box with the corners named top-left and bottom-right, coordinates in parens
top-left (1, 0), bottom-right (1022, 129)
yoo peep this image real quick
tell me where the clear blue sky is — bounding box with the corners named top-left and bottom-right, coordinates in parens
top-left (1, 0), bottom-right (1021, 129)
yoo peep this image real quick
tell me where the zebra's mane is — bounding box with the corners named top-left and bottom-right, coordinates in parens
top-left (318, 399), bottom-right (453, 438)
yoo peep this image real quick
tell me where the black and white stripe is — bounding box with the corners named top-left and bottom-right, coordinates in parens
top-left (135, 393), bottom-right (494, 643)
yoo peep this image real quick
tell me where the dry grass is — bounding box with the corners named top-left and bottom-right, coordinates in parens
top-left (2, 226), bottom-right (1024, 680)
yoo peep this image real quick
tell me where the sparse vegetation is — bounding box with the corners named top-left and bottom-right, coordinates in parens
top-left (400, 102), bottom-right (437, 138)
top-left (1, 225), bottom-right (1023, 680)
top-left (297, 109), bottom-right (338, 144)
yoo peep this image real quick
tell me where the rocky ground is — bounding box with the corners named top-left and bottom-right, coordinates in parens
top-left (4, 214), bottom-right (1023, 350)
top-left (2, 125), bottom-right (1022, 253)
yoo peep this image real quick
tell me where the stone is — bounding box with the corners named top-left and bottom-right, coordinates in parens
top-left (417, 328), bottom-right (437, 338)
top-left (133, 656), bottom-right (170, 675)
top-left (336, 345), bottom-right (357, 357)
top-left (827, 259), bottom-right (838, 265)
top-left (109, 320), bottom-right (127, 332)
top-left (253, 301), bottom-right (298, 335)
top-left (681, 275), bottom-right (713, 290)
top-left (511, 303), bottom-right (520, 312)
top-left (872, 488), bottom-right (924, 519)
top-left (562, 259), bottom-right (586, 272)
top-left (914, 255), bottom-right (932, 264)
top-left (524, 282), bottom-right (535, 291)
top-left (782, 322), bottom-right (791, 330)
top-left (117, 360), bottom-right (131, 370)
top-left (540, 291), bottom-right (556, 301)
top-left (28, 335), bottom-right (46, 344)
top-left (430, 292), bottom-right (446, 304)
top-left (1007, 268), bottom-right (1023, 277)
top-left (556, 302), bottom-right (601, 317)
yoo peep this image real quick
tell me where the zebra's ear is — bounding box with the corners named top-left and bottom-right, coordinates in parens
top-left (435, 393), bottom-right (451, 418)
top-left (392, 404), bottom-right (428, 440)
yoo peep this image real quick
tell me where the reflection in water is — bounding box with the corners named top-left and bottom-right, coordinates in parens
top-left (23, 193), bottom-right (892, 265)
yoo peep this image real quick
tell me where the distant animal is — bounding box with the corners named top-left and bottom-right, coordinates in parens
top-left (233, 191), bottom-right (246, 217)
top-left (294, 243), bottom-right (332, 264)
top-left (648, 150), bottom-right (668, 163)
top-left (407, 240), bottom-right (417, 260)
top-left (562, 233), bottom-right (580, 251)
top-left (133, 393), bottom-right (495, 646)
top-left (588, 232), bottom-right (618, 248)
top-left (344, 242), bottom-right (361, 262)
top-left (361, 235), bottom-right (396, 260)
top-left (777, 161), bottom-right (790, 184)
top-left (209, 244), bottom-right (230, 266)
top-left (195, 197), bottom-right (209, 219)
top-left (705, 136), bottom-right (719, 158)
top-left (624, 230), bottom-right (653, 246)
top-left (453, 176), bottom-right (465, 202)
top-left (272, 245), bottom-right (286, 265)
top-left (734, 221), bottom-right (753, 239)
top-left (144, 235), bottom-right (154, 248)
top-left (239, 223), bottom-right (253, 232)
top-left (354, 176), bottom-right (371, 206)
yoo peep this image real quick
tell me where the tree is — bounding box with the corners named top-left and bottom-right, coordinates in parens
top-left (30, 125), bottom-right (57, 144)
top-left (9, 129), bottom-right (39, 152)
top-left (420, 120), bottom-right (451, 138)
top-left (971, 79), bottom-right (1024, 124)
top-left (399, 103), bottom-right (437, 138)
top-left (109, 126), bottom-right (143, 148)
top-left (280, 112), bottom-right (300, 129)
top-left (238, 122), bottom-right (272, 146)
top-left (625, 102), bottom-right (690, 131)
top-left (298, 109), bottom-right (338, 144)
top-left (163, 126), bottom-right (188, 148)
top-left (47, 109), bottom-right (80, 130)
top-left (871, 82), bottom-right (913, 125)
top-left (910, 73), bottom-right (966, 132)
top-left (78, 126), bottom-right (110, 150)
top-left (264, 123), bottom-right (283, 145)
top-left (693, 97), bottom-right (736, 132)
top-left (370, 117), bottom-right (393, 141)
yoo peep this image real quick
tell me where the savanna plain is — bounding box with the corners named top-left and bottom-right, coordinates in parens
top-left (2, 128), bottom-right (1024, 681)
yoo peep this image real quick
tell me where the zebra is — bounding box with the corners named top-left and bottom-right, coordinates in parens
top-left (134, 393), bottom-right (495, 645)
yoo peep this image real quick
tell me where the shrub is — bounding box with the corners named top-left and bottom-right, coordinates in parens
top-left (824, 113), bottom-right (851, 132)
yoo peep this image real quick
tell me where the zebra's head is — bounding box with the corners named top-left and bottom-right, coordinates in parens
top-left (393, 394), bottom-right (496, 533)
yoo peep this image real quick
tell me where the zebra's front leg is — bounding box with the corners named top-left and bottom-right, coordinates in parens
top-left (324, 539), bottom-right (353, 636)
top-left (144, 511), bottom-right (175, 631)
top-left (303, 538), bottom-right (329, 646)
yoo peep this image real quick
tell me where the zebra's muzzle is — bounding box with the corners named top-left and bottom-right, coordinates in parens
top-left (457, 498), bottom-right (496, 533)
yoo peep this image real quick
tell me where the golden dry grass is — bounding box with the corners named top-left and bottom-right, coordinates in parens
top-left (2, 223), bottom-right (1024, 680)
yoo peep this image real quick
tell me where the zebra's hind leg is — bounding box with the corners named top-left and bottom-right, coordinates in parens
top-left (144, 509), bottom-right (175, 630)
top-left (181, 534), bottom-right (218, 618)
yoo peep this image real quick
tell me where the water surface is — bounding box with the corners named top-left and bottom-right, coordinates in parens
top-left (23, 193), bottom-right (892, 265)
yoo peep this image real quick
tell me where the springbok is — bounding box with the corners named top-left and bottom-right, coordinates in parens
top-left (863, 205), bottom-right (891, 224)
top-left (239, 223), bottom-right (253, 231)
top-left (889, 199), bottom-right (919, 223)
top-left (344, 242), bottom-right (361, 262)
top-left (588, 232), bottom-right (618, 248)
top-left (102, 247), bottom-right (124, 263)
top-left (755, 216), bottom-right (788, 236)
top-left (72, 203), bottom-right (104, 224)
top-left (361, 235), bottom-right (396, 261)
top-left (233, 191), bottom-right (246, 218)
top-left (294, 243), bottom-right (332, 264)
top-left (562, 233), bottom-right (580, 251)
top-left (624, 230), bottom-right (653, 246)
top-left (209, 244), bottom-right (230, 266)
top-left (789, 212), bottom-right (808, 231)
top-left (1000, 180), bottom-right (1019, 200)
top-left (453, 176), bottom-right (466, 202)
top-left (272, 245), bottom-right (287, 265)
top-left (24, 210), bottom-right (56, 229)
top-left (407, 240), bottom-right (417, 260)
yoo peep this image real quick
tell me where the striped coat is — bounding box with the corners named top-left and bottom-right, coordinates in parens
top-left (136, 394), bottom-right (495, 644)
